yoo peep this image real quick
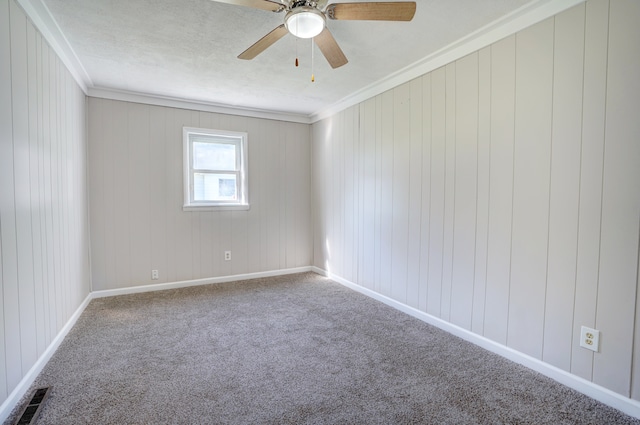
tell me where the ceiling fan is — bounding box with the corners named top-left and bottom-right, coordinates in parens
top-left (211, 0), bottom-right (417, 69)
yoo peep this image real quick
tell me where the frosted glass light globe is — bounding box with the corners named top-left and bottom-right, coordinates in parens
top-left (286, 7), bottom-right (325, 39)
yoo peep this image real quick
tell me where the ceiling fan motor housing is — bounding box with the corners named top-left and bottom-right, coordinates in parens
top-left (285, 2), bottom-right (326, 38)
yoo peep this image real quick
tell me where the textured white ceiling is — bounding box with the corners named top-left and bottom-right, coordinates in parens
top-left (42, 0), bottom-right (534, 116)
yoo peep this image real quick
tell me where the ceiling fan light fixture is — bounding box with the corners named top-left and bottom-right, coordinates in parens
top-left (285, 7), bottom-right (325, 39)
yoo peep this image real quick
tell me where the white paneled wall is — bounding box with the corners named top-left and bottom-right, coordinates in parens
top-left (88, 99), bottom-right (311, 291)
top-left (0, 0), bottom-right (90, 408)
top-left (312, 0), bottom-right (640, 400)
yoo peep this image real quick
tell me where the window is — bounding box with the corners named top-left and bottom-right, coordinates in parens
top-left (183, 127), bottom-right (249, 211)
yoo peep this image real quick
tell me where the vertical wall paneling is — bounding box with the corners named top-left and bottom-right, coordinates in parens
top-left (60, 69), bottom-right (68, 319)
top-left (450, 52), bottom-right (478, 330)
top-left (343, 107), bottom-right (355, 282)
top-left (373, 95), bottom-right (383, 293)
top-left (163, 107), bottom-right (180, 282)
top-left (427, 67), bottom-right (446, 317)
top-left (507, 18), bottom-right (554, 358)
top-left (88, 98), bottom-right (105, 289)
top-left (321, 116), bottom-right (331, 275)
top-left (51, 58), bottom-right (61, 325)
top-left (276, 119), bottom-right (288, 271)
top-left (244, 115), bottom-right (259, 273)
top-left (406, 77), bottom-right (423, 308)
top-left (311, 122), bottom-right (320, 269)
top-left (361, 99), bottom-right (376, 289)
top-left (27, 20), bottom-right (45, 358)
top-left (0, 0), bottom-right (90, 412)
top-left (36, 34), bottom-right (48, 346)
top-left (326, 114), bottom-right (335, 275)
top-left (349, 107), bottom-right (357, 279)
top-left (11, 0), bottom-right (39, 374)
top-left (128, 103), bottom-right (151, 284)
top-left (379, 91), bottom-right (394, 296)
top-left (258, 117), bottom-right (272, 270)
top-left (417, 74), bottom-right (432, 313)
top-left (176, 109), bottom-right (197, 281)
top-left (88, 100), bottom-right (312, 290)
top-left (51, 50), bottom-right (62, 330)
top-left (42, 43), bottom-right (55, 340)
top-left (290, 120), bottom-right (313, 269)
top-left (330, 112), bottom-right (342, 277)
top-left (483, 35), bottom-right (516, 345)
top-left (258, 117), bottom-right (268, 271)
top-left (543, 4), bottom-right (585, 371)
top-left (102, 99), bottom-right (117, 288)
top-left (299, 123), bottom-right (312, 268)
top-left (256, 118), bottom-right (268, 271)
top-left (440, 63), bottom-right (456, 322)
top-left (114, 99), bottom-right (133, 287)
top-left (471, 46), bottom-right (492, 334)
top-left (390, 83), bottom-right (411, 303)
top-left (352, 105), bottom-right (362, 281)
top-left (0, 0), bottom-right (14, 400)
top-left (51, 60), bottom-right (60, 321)
top-left (593, 0), bottom-right (640, 396)
top-left (356, 105), bottom-right (365, 286)
top-left (356, 105), bottom-right (364, 284)
top-left (284, 121), bottom-right (297, 270)
top-left (311, 0), bottom-right (640, 405)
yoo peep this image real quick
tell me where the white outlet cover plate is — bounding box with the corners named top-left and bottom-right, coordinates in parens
top-left (580, 326), bottom-right (600, 352)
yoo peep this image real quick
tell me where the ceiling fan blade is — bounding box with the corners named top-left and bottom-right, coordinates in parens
top-left (210, 0), bottom-right (285, 12)
top-left (326, 2), bottom-right (416, 21)
top-left (314, 28), bottom-right (348, 69)
top-left (238, 24), bottom-right (288, 59)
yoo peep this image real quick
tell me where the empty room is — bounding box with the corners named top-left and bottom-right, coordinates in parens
top-left (1, 0), bottom-right (639, 423)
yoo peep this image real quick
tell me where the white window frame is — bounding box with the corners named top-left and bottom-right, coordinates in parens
top-left (183, 127), bottom-right (249, 211)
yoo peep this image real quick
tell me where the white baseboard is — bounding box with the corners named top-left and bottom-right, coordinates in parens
top-left (0, 266), bottom-right (313, 423)
top-left (92, 266), bottom-right (314, 299)
top-left (314, 267), bottom-right (640, 420)
top-left (8, 266), bottom-right (635, 420)
top-left (0, 293), bottom-right (93, 424)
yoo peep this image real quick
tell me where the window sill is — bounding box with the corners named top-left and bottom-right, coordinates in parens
top-left (183, 204), bottom-right (250, 212)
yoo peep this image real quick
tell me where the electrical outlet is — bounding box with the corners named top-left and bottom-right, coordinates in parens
top-left (580, 326), bottom-right (600, 352)
top-left (151, 270), bottom-right (159, 280)
top-left (224, 251), bottom-right (231, 261)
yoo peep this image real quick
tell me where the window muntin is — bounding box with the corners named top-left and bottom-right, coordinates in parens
top-left (183, 127), bottom-right (248, 210)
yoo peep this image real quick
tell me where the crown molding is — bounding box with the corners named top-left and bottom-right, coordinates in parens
top-left (17, 0), bottom-right (92, 93)
top-left (309, 0), bottom-right (586, 123)
top-left (88, 87), bottom-right (312, 124)
top-left (18, 0), bottom-right (586, 125)
top-left (17, 0), bottom-right (310, 123)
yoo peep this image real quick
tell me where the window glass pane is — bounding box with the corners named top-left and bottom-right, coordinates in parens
top-left (193, 141), bottom-right (236, 171)
top-left (193, 173), bottom-right (237, 201)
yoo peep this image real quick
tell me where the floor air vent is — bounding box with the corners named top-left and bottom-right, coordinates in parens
top-left (14, 387), bottom-right (51, 425)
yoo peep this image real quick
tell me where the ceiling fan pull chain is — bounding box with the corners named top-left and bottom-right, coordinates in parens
top-left (311, 37), bottom-right (315, 82)
top-left (295, 19), bottom-right (299, 67)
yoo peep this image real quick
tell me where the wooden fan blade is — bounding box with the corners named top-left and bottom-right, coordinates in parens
top-left (210, 0), bottom-right (285, 12)
top-left (326, 2), bottom-right (416, 21)
top-left (314, 28), bottom-right (348, 69)
top-left (238, 24), bottom-right (288, 60)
